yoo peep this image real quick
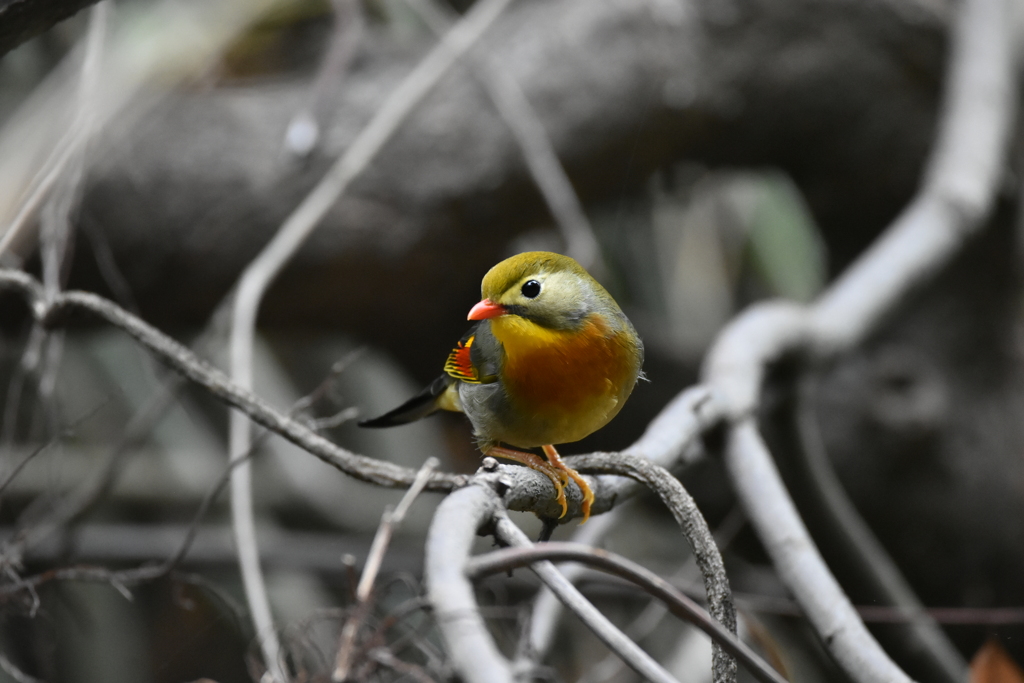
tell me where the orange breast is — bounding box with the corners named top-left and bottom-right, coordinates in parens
top-left (490, 314), bottom-right (639, 444)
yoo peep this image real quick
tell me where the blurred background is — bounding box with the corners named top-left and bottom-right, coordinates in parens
top-left (0, 0), bottom-right (1021, 680)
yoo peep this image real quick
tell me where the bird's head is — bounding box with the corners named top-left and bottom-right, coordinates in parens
top-left (467, 251), bottom-right (614, 330)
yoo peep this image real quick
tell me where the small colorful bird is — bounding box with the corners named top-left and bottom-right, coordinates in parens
top-left (360, 251), bottom-right (644, 523)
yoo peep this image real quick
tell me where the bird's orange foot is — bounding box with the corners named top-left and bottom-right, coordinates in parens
top-left (486, 446), bottom-right (570, 518)
top-left (542, 445), bottom-right (594, 524)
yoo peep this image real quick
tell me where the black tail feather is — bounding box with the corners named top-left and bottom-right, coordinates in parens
top-left (358, 375), bottom-right (452, 428)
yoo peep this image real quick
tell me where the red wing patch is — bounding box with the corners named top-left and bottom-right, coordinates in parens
top-left (444, 336), bottom-right (482, 383)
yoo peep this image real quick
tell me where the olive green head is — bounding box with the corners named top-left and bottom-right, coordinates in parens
top-left (479, 251), bottom-right (618, 331)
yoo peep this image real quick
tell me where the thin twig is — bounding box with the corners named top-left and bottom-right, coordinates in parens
top-left (425, 484), bottom-right (514, 683)
top-left (0, 443), bottom-right (51, 501)
top-left (227, 3), bottom-right (514, 676)
top-left (78, 216), bottom-right (140, 314)
top-left (467, 542), bottom-right (787, 683)
top-left (493, 514), bottom-right (684, 683)
top-left (0, 651), bottom-right (43, 683)
top-left (697, 0), bottom-right (1016, 679)
top-left (404, 0), bottom-right (600, 270)
top-left (366, 648), bottom-right (436, 683)
top-left (0, 398), bottom-right (108, 511)
top-left (0, 401), bottom-right (117, 576)
top-left (333, 458), bottom-right (439, 681)
top-left (0, 365), bottom-right (341, 603)
top-left (41, 2), bottom-right (108, 295)
top-left (0, 0), bottom-right (283, 261)
top-left (578, 507), bottom-right (747, 683)
top-left (25, 4), bottom-right (111, 444)
top-left (793, 376), bottom-right (966, 681)
top-left (568, 452), bottom-right (737, 683)
top-left (0, 269), bottom-right (463, 490)
top-left (284, 0), bottom-right (365, 158)
top-left (148, 442), bottom-right (256, 579)
top-left (1, 325), bottom-right (46, 453)
top-left (521, 506), bottom-right (621, 664)
top-left (861, 607), bottom-right (1024, 626)
top-left (573, 571), bottom-right (1024, 626)
top-left (0, 436), bottom-right (254, 601)
top-left (289, 349), bottom-right (364, 419)
top-left (0, 1), bottom-right (109, 261)
top-left (0, 269), bottom-right (732, 519)
top-left (0, 383), bottom-right (174, 564)
top-left (0, 127), bottom-right (82, 260)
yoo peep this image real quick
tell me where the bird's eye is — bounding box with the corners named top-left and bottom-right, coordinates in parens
top-left (521, 280), bottom-right (541, 298)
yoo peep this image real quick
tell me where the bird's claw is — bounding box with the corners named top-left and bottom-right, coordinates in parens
top-left (578, 484), bottom-right (595, 524)
top-left (553, 480), bottom-right (568, 518)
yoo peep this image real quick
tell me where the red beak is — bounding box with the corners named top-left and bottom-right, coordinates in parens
top-left (467, 299), bottom-right (506, 320)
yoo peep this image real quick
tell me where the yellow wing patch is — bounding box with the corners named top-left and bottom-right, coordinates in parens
top-left (444, 336), bottom-right (482, 383)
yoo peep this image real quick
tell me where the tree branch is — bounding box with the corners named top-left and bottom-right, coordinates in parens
top-left (568, 452), bottom-right (737, 683)
top-left (333, 458), bottom-right (438, 681)
top-left (466, 542), bottom-right (786, 683)
top-left (225, 1), bottom-right (514, 674)
top-left (492, 513), bottom-right (684, 683)
top-left (405, 0), bottom-right (600, 270)
top-left (807, 0), bottom-right (1015, 349)
top-left (45, 0), bottom-right (952, 336)
top-left (0, 0), bottom-right (100, 59)
top-left (0, 269), bottom-right (464, 490)
top-left (520, 507), bottom-right (621, 663)
top-left (424, 484), bottom-right (513, 683)
top-left (792, 375), bottom-right (966, 681)
top-left (0, 267), bottom-right (726, 522)
top-left (694, 0), bottom-right (1016, 678)
top-left (467, 388), bottom-right (720, 522)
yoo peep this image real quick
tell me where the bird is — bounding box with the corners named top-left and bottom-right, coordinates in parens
top-left (359, 251), bottom-right (644, 523)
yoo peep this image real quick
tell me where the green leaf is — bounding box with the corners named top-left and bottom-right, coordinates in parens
top-left (746, 173), bottom-right (826, 303)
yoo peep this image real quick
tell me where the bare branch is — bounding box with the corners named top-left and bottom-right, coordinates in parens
top-left (793, 376), bottom-right (966, 681)
top-left (0, 434), bottom-right (250, 602)
top-left (288, 349), bottom-right (364, 420)
top-left (36, 1), bottom-right (108, 294)
top-left (0, 400), bottom-right (113, 571)
top-left (577, 570), bottom-right (1024, 627)
top-left (807, 0), bottom-right (1016, 350)
top-left (284, 0), bottom-right (366, 158)
top-left (0, 269), bottom-right (463, 490)
top-left (467, 542), bottom-right (786, 683)
top-left (405, 0), bottom-right (600, 270)
top-left (0, 650), bottom-right (43, 683)
top-left (568, 452), bottom-right (737, 683)
top-left (1, 323), bottom-right (46, 454)
top-left (226, 1), bottom-right (515, 674)
top-left (0, 267), bottom-right (731, 522)
top-left (521, 508), bottom-right (621, 663)
top-left (492, 514), bottom-right (684, 683)
top-left (333, 458), bottom-right (439, 681)
top-left (1, 376), bottom-right (182, 569)
top-left (727, 419), bottom-right (909, 680)
top-left (0, 0), bottom-right (288, 262)
top-left (696, 0), bottom-right (1017, 679)
top-left (0, 436), bottom-right (58, 500)
top-left (424, 484), bottom-right (514, 683)
top-left (498, 386), bottom-right (722, 520)
top-left (570, 508), bottom-right (748, 683)
top-left (0, 122), bottom-right (83, 260)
